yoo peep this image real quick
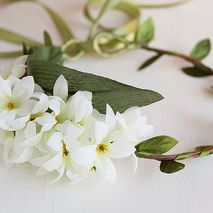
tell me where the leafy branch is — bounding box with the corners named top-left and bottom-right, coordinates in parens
top-left (135, 136), bottom-right (213, 173)
top-left (139, 40), bottom-right (213, 77)
top-left (1, 0), bottom-right (212, 175)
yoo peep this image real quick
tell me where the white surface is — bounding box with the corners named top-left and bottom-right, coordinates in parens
top-left (0, 0), bottom-right (213, 212)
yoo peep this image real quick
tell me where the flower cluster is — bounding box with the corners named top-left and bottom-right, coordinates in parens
top-left (0, 57), bottom-right (154, 184)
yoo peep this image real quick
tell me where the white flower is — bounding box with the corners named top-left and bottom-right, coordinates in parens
top-left (49, 75), bottom-right (93, 125)
top-left (0, 75), bottom-right (35, 116)
top-left (0, 56), bottom-right (28, 79)
top-left (116, 107), bottom-right (154, 145)
top-left (12, 93), bottom-right (52, 163)
top-left (0, 128), bottom-right (15, 167)
top-left (30, 93), bottom-right (56, 132)
top-left (0, 76), bottom-right (36, 131)
top-left (31, 121), bottom-right (85, 183)
top-left (72, 105), bottom-right (136, 183)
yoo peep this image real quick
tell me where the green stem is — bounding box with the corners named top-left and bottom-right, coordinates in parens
top-left (0, 50), bottom-right (23, 58)
top-left (88, 0), bottom-right (112, 38)
top-left (141, 146), bottom-right (213, 161)
top-left (137, 0), bottom-right (191, 9)
top-left (141, 44), bottom-right (213, 75)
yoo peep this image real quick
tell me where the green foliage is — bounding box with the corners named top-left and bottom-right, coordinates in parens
top-left (160, 160), bottom-right (185, 174)
top-left (176, 152), bottom-right (192, 160)
top-left (190, 39), bottom-right (211, 60)
top-left (0, 28), bottom-right (41, 46)
top-left (43, 31), bottom-right (53, 46)
top-left (27, 59), bottom-right (163, 113)
top-left (29, 46), bottom-right (63, 64)
top-left (135, 135), bottom-right (178, 157)
top-left (195, 146), bottom-right (213, 157)
top-left (41, 4), bottom-right (74, 43)
top-left (182, 65), bottom-right (212, 77)
top-left (138, 54), bottom-right (162, 70)
top-left (136, 17), bottom-right (155, 44)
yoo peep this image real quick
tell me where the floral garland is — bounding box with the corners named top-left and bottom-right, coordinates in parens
top-left (0, 56), bottom-right (153, 184)
top-left (0, 55), bottom-right (212, 184)
top-left (0, 0), bottom-right (212, 184)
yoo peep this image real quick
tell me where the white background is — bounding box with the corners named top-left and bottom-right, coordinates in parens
top-left (0, 0), bottom-right (213, 212)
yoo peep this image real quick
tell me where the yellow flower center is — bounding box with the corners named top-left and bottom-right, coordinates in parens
top-left (62, 143), bottom-right (69, 157)
top-left (90, 166), bottom-right (96, 173)
top-left (7, 102), bottom-right (15, 110)
top-left (30, 114), bottom-right (37, 121)
top-left (96, 144), bottom-right (109, 155)
top-left (55, 115), bottom-right (60, 123)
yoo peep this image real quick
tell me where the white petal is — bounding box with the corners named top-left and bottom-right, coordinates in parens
top-left (63, 135), bottom-right (79, 151)
top-left (49, 98), bottom-right (61, 115)
top-left (98, 158), bottom-right (117, 184)
top-left (31, 154), bottom-right (53, 167)
top-left (138, 125), bottom-right (154, 141)
top-left (41, 123), bottom-right (56, 132)
top-left (11, 65), bottom-right (26, 79)
top-left (72, 145), bottom-right (97, 168)
top-left (116, 112), bottom-right (127, 129)
top-left (14, 147), bottom-right (33, 163)
top-left (94, 121), bottom-right (109, 144)
top-left (9, 115), bottom-right (30, 130)
top-left (51, 165), bottom-right (65, 183)
top-left (67, 91), bottom-right (93, 122)
top-left (75, 98), bottom-right (93, 123)
top-left (0, 76), bottom-right (11, 97)
top-left (131, 154), bottom-right (138, 175)
top-left (22, 132), bottom-right (43, 147)
top-left (16, 100), bottom-right (35, 116)
top-left (31, 94), bottom-right (49, 114)
top-left (109, 134), bottom-right (136, 159)
top-left (47, 132), bottom-right (63, 151)
top-left (2, 138), bottom-right (14, 166)
top-left (66, 170), bottom-right (85, 183)
top-left (122, 107), bottom-right (141, 123)
top-left (35, 113), bottom-right (55, 125)
top-left (53, 75), bottom-right (68, 101)
top-left (105, 104), bottom-right (116, 131)
top-left (0, 63), bottom-right (12, 79)
top-left (24, 122), bottom-right (36, 138)
top-left (12, 55), bottom-right (28, 68)
top-left (55, 122), bottom-right (83, 139)
top-left (43, 153), bottom-right (62, 171)
top-left (13, 76), bottom-right (34, 100)
top-left (0, 111), bottom-right (16, 131)
top-left (34, 84), bottom-right (44, 93)
top-left (35, 113), bottom-right (56, 131)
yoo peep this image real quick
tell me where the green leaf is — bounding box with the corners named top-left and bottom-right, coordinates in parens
top-left (138, 54), bottom-right (162, 70)
top-left (176, 152), bottom-right (192, 160)
top-left (0, 28), bottom-right (41, 46)
top-left (44, 31), bottom-right (53, 46)
top-left (136, 17), bottom-right (154, 44)
top-left (41, 4), bottom-right (74, 43)
top-left (190, 39), bottom-right (211, 60)
top-left (29, 46), bottom-right (63, 64)
top-left (27, 59), bottom-right (163, 113)
top-left (195, 146), bottom-right (213, 157)
top-left (160, 160), bottom-right (185, 174)
top-left (182, 65), bottom-right (213, 77)
top-left (135, 135), bottom-right (178, 157)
